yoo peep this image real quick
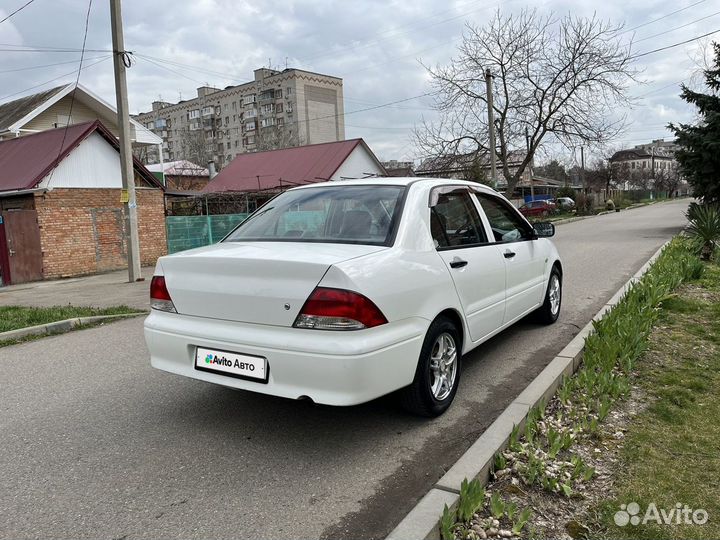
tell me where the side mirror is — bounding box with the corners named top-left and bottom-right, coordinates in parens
top-left (533, 222), bottom-right (555, 238)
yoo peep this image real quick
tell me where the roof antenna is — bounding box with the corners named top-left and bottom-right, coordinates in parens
top-left (285, 57), bottom-right (288, 69)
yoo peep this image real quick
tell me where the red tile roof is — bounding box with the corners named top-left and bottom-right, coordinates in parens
top-left (0, 120), bottom-right (161, 192)
top-left (203, 138), bottom-right (376, 193)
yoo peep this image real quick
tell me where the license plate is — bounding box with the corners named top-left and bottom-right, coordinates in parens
top-left (194, 346), bottom-right (268, 383)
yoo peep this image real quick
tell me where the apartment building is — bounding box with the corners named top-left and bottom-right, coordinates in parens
top-left (134, 67), bottom-right (345, 170)
top-left (609, 139), bottom-right (680, 175)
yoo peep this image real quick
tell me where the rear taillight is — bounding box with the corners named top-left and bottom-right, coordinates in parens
top-left (293, 287), bottom-right (388, 330)
top-left (150, 275), bottom-right (177, 313)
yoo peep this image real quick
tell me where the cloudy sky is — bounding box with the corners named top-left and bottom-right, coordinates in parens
top-left (0, 0), bottom-right (717, 167)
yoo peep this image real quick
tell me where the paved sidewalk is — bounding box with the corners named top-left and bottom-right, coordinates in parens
top-left (0, 267), bottom-right (154, 310)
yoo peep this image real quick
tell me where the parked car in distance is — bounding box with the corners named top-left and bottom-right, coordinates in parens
top-left (145, 178), bottom-right (563, 417)
top-left (518, 199), bottom-right (558, 218)
top-left (553, 197), bottom-right (576, 210)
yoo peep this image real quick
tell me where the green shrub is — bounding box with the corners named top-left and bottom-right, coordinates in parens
top-left (685, 204), bottom-right (720, 261)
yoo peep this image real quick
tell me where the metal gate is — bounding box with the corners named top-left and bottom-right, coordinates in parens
top-left (0, 209), bottom-right (43, 285)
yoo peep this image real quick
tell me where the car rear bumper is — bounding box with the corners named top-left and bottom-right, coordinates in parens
top-left (144, 310), bottom-right (428, 406)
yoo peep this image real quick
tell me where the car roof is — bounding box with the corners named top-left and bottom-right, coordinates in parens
top-left (290, 176), bottom-right (503, 196)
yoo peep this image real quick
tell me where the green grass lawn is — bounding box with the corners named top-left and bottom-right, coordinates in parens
top-left (0, 305), bottom-right (145, 333)
top-left (596, 265), bottom-right (720, 539)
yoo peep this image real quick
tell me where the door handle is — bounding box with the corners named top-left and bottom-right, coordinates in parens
top-left (449, 258), bottom-right (468, 268)
top-left (503, 250), bottom-right (516, 259)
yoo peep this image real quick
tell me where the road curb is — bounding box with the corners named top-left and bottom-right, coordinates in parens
top-left (551, 199), bottom-right (674, 227)
top-left (0, 312), bottom-right (146, 341)
top-left (386, 239), bottom-right (672, 540)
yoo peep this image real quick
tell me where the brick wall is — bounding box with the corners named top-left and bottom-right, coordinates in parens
top-left (34, 188), bottom-right (166, 278)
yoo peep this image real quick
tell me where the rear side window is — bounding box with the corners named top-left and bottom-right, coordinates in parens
top-left (477, 194), bottom-right (532, 242)
top-left (430, 191), bottom-right (487, 249)
top-left (224, 185), bottom-right (405, 246)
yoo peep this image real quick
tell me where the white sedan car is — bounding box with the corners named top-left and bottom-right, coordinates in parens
top-left (145, 178), bottom-right (562, 416)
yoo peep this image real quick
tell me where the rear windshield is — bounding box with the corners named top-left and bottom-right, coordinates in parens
top-left (224, 185), bottom-right (406, 246)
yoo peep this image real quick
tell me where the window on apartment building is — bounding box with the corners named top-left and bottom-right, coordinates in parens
top-left (227, 154), bottom-right (232, 163)
top-left (261, 118), bottom-right (275, 128)
top-left (224, 104), bottom-right (229, 111)
top-left (276, 89), bottom-right (282, 99)
top-left (246, 122), bottom-right (256, 131)
top-left (169, 152), bottom-right (174, 160)
top-left (276, 103), bottom-right (283, 113)
top-left (225, 116), bottom-right (229, 125)
top-left (286, 87), bottom-right (292, 96)
top-left (234, 140), bottom-right (239, 148)
top-left (243, 94), bottom-right (256, 105)
top-left (286, 102), bottom-right (293, 113)
top-left (277, 118), bottom-right (284, 127)
top-left (232, 101), bottom-right (237, 111)
top-left (189, 109), bottom-right (200, 119)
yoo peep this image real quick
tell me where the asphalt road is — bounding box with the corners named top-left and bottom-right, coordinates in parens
top-left (0, 200), bottom-right (689, 540)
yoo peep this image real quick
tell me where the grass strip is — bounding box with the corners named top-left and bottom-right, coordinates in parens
top-left (441, 238), bottom-right (705, 540)
top-left (0, 305), bottom-right (145, 333)
top-left (594, 264), bottom-right (720, 539)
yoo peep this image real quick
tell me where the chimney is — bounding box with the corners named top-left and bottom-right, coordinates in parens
top-left (208, 160), bottom-right (217, 179)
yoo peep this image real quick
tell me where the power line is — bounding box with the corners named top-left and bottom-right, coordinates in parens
top-left (135, 55), bottom-right (211, 86)
top-left (0, 47), bottom-right (111, 53)
top-left (633, 10), bottom-right (720, 44)
top-left (0, 0), bottom-right (37, 25)
top-left (0, 56), bottom-right (110, 102)
top-left (0, 56), bottom-right (108, 74)
top-left (620, 0), bottom-right (708, 34)
top-left (47, 0), bottom-right (94, 188)
top-left (632, 28), bottom-right (720, 59)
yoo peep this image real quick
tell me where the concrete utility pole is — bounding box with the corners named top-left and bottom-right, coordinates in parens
top-left (110, 0), bottom-right (142, 282)
top-left (580, 145), bottom-right (585, 190)
top-left (525, 127), bottom-right (535, 201)
top-left (485, 68), bottom-right (497, 185)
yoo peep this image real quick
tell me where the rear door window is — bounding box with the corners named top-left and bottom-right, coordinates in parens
top-left (430, 190), bottom-right (487, 249)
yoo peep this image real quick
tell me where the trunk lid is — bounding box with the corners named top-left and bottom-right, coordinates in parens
top-left (159, 242), bottom-right (386, 326)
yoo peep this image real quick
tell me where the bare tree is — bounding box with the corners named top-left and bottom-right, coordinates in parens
top-left (415, 9), bottom-right (636, 194)
top-left (254, 124), bottom-right (304, 152)
top-left (177, 128), bottom-right (213, 166)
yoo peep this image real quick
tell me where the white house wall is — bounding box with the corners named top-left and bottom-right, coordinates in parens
top-left (331, 145), bottom-right (384, 181)
top-left (37, 132), bottom-right (123, 189)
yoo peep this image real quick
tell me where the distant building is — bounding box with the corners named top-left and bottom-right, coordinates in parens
top-left (608, 139), bottom-right (690, 194)
top-left (416, 151), bottom-right (531, 187)
top-left (0, 83), bottom-right (161, 152)
top-left (203, 138), bottom-right (385, 196)
top-left (609, 139), bottom-right (679, 176)
top-left (134, 67), bottom-right (345, 171)
top-left (0, 121), bottom-right (165, 285)
top-left (382, 160), bottom-right (415, 177)
top-left (145, 160), bottom-right (209, 191)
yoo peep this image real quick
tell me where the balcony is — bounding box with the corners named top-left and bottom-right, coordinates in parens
top-left (258, 90), bottom-right (275, 102)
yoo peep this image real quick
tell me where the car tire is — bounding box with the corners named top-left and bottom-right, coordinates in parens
top-left (536, 267), bottom-right (562, 324)
top-left (399, 316), bottom-right (462, 417)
